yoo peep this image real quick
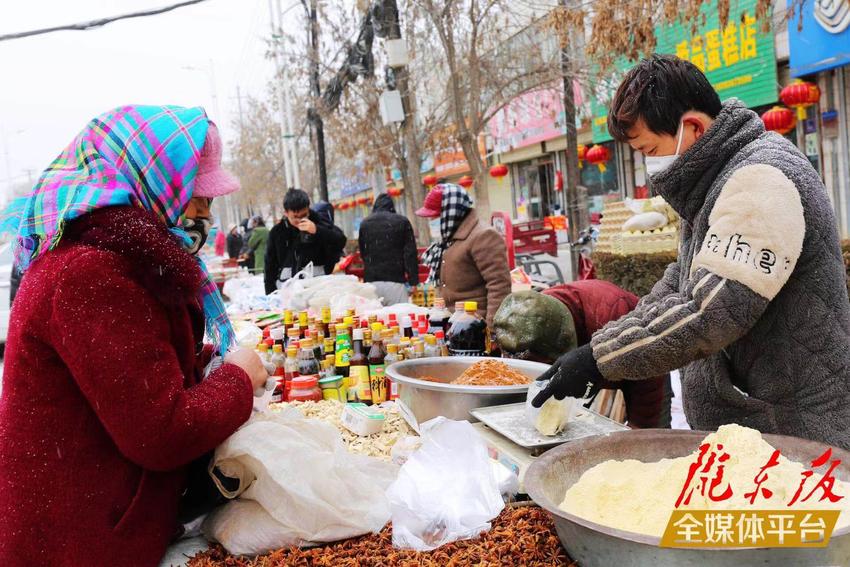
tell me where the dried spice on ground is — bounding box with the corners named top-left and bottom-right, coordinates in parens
top-left (187, 506), bottom-right (576, 567)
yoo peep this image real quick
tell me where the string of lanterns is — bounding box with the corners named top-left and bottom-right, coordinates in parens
top-left (761, 79), bottom-right (820, 135)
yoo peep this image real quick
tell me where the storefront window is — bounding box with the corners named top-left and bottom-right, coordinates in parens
top-left (581, 141), bottom-right (620, 215)
top-left (512, 160), bottom-right (556, 220)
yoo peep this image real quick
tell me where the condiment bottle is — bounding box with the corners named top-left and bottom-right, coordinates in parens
top-left (283, 346), bottom-right (299, 401)
top-left (346, 308), bottom-right (356, 319)
top-left (335, 325), bottom-right (352, 379)
top-left (283, 309), bottom-right (294, 335)
top-left (401, 316), bottom-right (414, 339)
top-left (270, 327), bottom-right (286, 349)
top-left (428, 298), bottom-right (451, 334)
top-left (349, 328), bottom-right (369, 403)
top-left (400, 337), bottom-right (412, 360)
top-left (424, 334), bottom-right (439, 358)
top-left (298, 311), bottom-right (309, 330)
top-left (413, 341), bottom-right (425, 360)
top-left (368, 328), bottom-right (388, 404)
top-left (286, 328), bottom-right (300, 349)
top-left (363, 329), bottom-right (373, 350)
top-left (446, 301), bottom-right (487, 357)
top-left (297, 338), bottom-right (320, 377)
top-left (446, 301), bottom-right (465, 336)
top-left (320, 306), bottom-right (332, 337)
top-left (323, 338), bottom-right (335, 359)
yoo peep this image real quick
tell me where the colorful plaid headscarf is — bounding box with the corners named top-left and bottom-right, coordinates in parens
top-left (422, 183), bottom-right (473, 284)
top-left (0, 105), bottom-right (235, 355)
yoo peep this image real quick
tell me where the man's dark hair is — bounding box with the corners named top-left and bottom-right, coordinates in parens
top-left (608, 54), bottom-right (722, 142)
top-left (283, 188), bottom-right (310, 211)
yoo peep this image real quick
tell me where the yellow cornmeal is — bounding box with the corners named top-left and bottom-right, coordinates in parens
top-left (560, 424), bottom-right (850, 537)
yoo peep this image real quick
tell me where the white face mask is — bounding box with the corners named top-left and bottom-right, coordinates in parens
top-left (644, 121), bottom-right (685, 179)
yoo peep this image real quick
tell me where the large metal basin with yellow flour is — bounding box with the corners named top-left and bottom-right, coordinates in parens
top-left (525, 429), bottom-right (850, 567)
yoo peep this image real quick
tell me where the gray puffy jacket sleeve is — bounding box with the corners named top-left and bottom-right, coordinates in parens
top-left (591, 164), bottom-right (805, 381)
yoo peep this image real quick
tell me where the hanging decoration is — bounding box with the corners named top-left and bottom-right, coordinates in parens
top-left (489, 163), bottom-right (509, 182)
top-left (422, 174), bottom-right (438, 188)
top-left (585, 145), bottom-right (611, 173)
top-left (458, 175), bottom-right (474, 189)
top-left (555, 170), bottom-right (564, 192)
top-left (387, 186), bottom-right (402, 197)
top-left (761, 106), bottom-right (796, 135)
top-left (780, 79), bottom-right (821, 121)
top-left (356, 195), bottom-right (369, 206)
top-left (577, 144), bottom-right (587, 169)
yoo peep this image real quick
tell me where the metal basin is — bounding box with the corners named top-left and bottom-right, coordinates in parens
top-left (525, 429), bottom-right (850, 567)
top-left (385, 356), bottom-right (548, 428)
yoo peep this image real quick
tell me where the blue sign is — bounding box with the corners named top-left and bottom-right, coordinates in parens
top-left (788, 0), bottom-right (850, 77)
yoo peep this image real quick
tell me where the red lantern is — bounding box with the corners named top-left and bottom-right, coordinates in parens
top-left (489, 164), bottom-right (508, 179)
top-left (585, 144), bottom-right (611, 173)
top-left (422, 174), bottom-right (438, 188)
top-left (458, 175), bottom-right (474, 189)
top-left (780, 79), bottom-right (820, 121)
top-left (387, 186), bottom-right (402, 197)
top-left (577, 144), bottom-right (587, 169)
top-left (356, 196), bottom-right (369, 206)
top-left (761, 106), bottom-right (796, 135)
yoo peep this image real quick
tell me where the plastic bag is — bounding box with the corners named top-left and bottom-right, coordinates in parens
top-left (202, 408), bottom-right (399, 555)
top-left (525, 379), bottom-right (580, 436)
top-left (386, 417), bottom-right (505, 551)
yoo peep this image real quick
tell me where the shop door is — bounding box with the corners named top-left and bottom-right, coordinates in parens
top-left (538, 162), bottom-right (555, 217)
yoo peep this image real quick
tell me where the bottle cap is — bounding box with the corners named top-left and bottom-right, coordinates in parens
top-left (301, 338), bottom-right (314, 349)
top-left (286, 347), bottom-right (297, 357)
top-left (387, 344), bottom-right (398, 353)
top-left (464, 301), bottom-right (478, 312)
top-left (258, 344), bottom-right (269, 352)
top-left (292, 375), bottom-right (318, 388)
top-left (371, 322), bottom-right (384, 332)
top-left (270, 327), bottom-right (286, 341)
top-left (435, 331), bottom-right (445, 339)
top-left (455, 302), bottom-right (464, 310)
top-left (425, 335), bottom-right (436, 345)
top-left (343, 316), bottom-right (354, 326)
top-left (273, 344), bottom-right (284, 353)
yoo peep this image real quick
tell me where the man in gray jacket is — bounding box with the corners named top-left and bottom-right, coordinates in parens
top-left (533, 54), bottom-right (850, 450)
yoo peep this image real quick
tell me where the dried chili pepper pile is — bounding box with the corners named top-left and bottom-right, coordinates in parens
top-left (187, 506), bottom-right (575, 567)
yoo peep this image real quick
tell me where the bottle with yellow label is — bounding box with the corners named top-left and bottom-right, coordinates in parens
top-left (349, 328), bottom-right (369, 403)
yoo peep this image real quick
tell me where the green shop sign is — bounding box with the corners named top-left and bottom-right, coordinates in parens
top-left (590, 0), bottom-right (777, 143)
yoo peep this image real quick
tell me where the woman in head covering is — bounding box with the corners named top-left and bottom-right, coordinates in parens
top-left (0, 105), bottom-right (267, 567)
top-left (415, 183), bottom-right (511, 325)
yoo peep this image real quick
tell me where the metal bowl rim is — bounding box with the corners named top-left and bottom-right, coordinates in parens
top-left (385, 356), bottom-right (548, 395)
top-left (524, 428), bottom-right (850, 550)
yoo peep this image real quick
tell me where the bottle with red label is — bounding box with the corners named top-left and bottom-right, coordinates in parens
top-left (283, 346), bottom-right (299, 401)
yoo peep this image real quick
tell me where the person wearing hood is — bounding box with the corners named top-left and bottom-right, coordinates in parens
top-left (226, 225), bottom-right (243, 259)
top-left (415, 184), bottom-right (511, 325)
top-left (532, 55), bottom-right (850, 450)
top-left (247, 216), bottom-right (269, 273)
top-left (494, 283), bottom-right (671, 429)
top-left (0, 106), bottom-right (267, 566)
top-left (264, 188), bottom-right (347, 294)
top-left (358, 193), bottom-right (419, 305)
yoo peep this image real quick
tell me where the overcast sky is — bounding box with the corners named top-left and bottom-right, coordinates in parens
top-left (0, 0), bottom-right (296, 198)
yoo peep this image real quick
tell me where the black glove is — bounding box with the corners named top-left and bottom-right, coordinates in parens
top-left (531, 343), bottom-right (603, 408)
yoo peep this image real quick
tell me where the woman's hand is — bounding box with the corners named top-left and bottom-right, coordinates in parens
top-left (225, 348), bottom-right (268, 391)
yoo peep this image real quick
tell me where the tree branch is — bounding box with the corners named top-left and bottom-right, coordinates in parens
top-left (0, 0), bottom-right (214, 42)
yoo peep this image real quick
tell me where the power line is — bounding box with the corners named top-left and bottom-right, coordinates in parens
top-left (0, 0), bottom-right (215, 42)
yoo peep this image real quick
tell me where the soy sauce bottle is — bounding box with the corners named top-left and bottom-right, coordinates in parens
top-left (446, 301), bottom-right (487, 357)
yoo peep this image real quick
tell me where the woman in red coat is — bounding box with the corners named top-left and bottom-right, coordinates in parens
top-left (0, 106), bottom-right (267, 566)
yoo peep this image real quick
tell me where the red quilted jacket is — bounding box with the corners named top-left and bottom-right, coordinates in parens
top-left (544, 281), bottom-right (668, 428)
top-left (0, 206), bottom-right (253, 566)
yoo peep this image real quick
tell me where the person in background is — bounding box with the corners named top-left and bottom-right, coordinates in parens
top-left (0, 106), bottom-right (267, 567)
top-left (358, 193), bottom-right (419, 305)
top-left (311, 200), bottom-right (343, 270)
top-left (532, 54), bottom-right (850, 450)
top-left (264, 188), bottom-right (346, 294)
top-left (238, 218), bottom-right (254, 272)
top-left (493, 283), bottom-right (671, 429)
top-left (226, 225), bottom-right (242, 259)
top-left (248, 216), bottom-right (269, 273)
top-left (214, 225), bottom-right (226, 257)
top-left (415, 183), bottom-right (511, 325)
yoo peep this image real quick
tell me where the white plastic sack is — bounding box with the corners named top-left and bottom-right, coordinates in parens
top-left (203, 408), bottom-right (399, 555)
top-left (525, 379), bottom-right (579, 436)
top-left (386, 417), bottom-right (505, 551)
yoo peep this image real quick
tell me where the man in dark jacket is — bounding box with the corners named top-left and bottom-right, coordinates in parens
top-left (493, 282), bottom-right (671, 429)
top-left (264, 188), bottom-right (347, 294)
top-left (358, 194), bottom-right (419, 305)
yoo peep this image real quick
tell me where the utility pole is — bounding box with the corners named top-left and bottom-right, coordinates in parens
top-left (384, 0), bottom-right (430, 245)
top-left (268, 0), bottom-right (294, 190)
top-left (274, 0), bottom-right (301, 190)
top-left (303, 0), bottom-right (329, 202)
top-left (560, 0), bottom-right (584, 280)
